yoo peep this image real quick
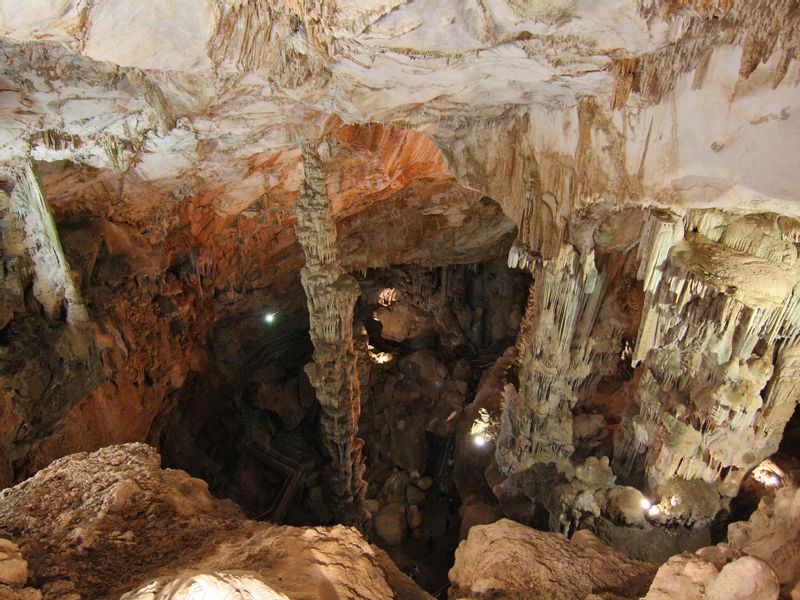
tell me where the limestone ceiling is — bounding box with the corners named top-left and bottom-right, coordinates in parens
top-left (0, 0), bottom-right (798, 248)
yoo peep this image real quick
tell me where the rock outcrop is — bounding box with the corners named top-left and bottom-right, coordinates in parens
top-left (0, 537), bottom-right (40, 599)
top-left (0, 443), bottom-right (432, 600)
top-left (644, 485), bottom-right (800, 599)
top-left (448, 518), bottom-right (657, 599)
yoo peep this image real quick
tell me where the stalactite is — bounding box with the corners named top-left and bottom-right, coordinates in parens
top-left (614, 209), bottom-right (800, 525)
top-left (499, 242), bottom-right (618, 476)
top-left (1, 160), bottom-right (90, 331)
top-left (295, 140), bottom-right (368, 528)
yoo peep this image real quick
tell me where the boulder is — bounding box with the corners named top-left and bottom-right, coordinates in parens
top-left (374, 503), bottom-right (407, 546)
top-left (449, 519), bottom-right (657, 599)
top-left (705, 556), bottom-right (779, 600)
top-left (727, 486), bottom-right (800, 592)
top-left (406, 506), bottom-right (423, 529)
top-left (122, 572), bottom-right (290, 599)
top-left (0, 541), bottom-right (27, 587)
top-left (643, 553), bottom-right (719, 600)
top-left (406, 483), bottom-right (426, 506)
top-left (0, 444), bottom-right (433, 600)
top-left (606, 485), bottom-right (649, 526)
top-left (382, 471), bottom-right (410, 504)
top-left (389, 414), bottom-right (428, 474)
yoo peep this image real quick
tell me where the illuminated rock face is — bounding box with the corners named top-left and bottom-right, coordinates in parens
top-left (613, 211), bottom-right (800, 525)
top-left (0, 444), bottom-right (432, 600)
top-left (644, 485), bottom-right (800, 599)
top-left (449, 519), bottom-right (657, 599)
top-left (496, 206), bottom-right (800, 530)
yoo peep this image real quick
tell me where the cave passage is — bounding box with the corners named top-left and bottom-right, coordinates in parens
top-left (156, 257), bottom-right (531, 594)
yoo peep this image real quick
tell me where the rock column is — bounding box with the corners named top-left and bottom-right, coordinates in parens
top-left (295, 141), bottom-right (368, 527)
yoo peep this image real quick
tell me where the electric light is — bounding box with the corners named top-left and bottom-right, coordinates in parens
top-left (751, 459), bottom-right (785, 488)
top-left (473, 434), bottom-right (487, 447)
top-left (369, 350), bottom-right (394, 365)
top-left (264, 312), bottom-right (276, 324)
top-left (648, 505), bottom-right (661, 517)
top-left (640, 497), bottom-right (652, 510)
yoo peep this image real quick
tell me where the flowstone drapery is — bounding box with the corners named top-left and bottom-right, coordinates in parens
top-left (613, 211), bottom-right (800, 525)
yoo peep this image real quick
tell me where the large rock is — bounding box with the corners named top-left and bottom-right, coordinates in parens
top-left (122, 571), bottom-right (290, 600)
top-left (0, 540), bottom-right (27, 587)
top-left (644, 485), bottom-right (800, 599)
top-left (389, 414), bottom-right (429, 474)
top-left (0, 538), bottom-right (40, 599)
top-left (705, 556), bottom-right (779, 600)
top-left (449, 519), bottom-right (657, 599)
top-left (643, 553), bottom-right (719, 600)
top-left (0, 444), bottom-right (433, 600)
top-left (374, 502), bottom-right (407, 546)
top-left (726, 486), bottom-right (800, 594)
top-left (643, 553), bottom-right (780, 600)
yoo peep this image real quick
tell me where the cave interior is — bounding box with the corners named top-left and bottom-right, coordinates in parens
top-left (0, 2), bottom-right (800, 599)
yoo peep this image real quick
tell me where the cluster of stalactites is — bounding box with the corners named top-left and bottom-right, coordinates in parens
top-left (2, 160), bottom-right (89, 328)
top-left (613, 209), bottom-right (800, 523)
top-left (501, 205), bottom-right (800, 529)
top-left (295, 140), bottom-right (368, 528)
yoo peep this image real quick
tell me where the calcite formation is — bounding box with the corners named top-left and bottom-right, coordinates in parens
top-left (644, 484), bottom-right (800, 599)
top-left (0, 0), bottom-right (798, 588)
top-left (448, 518), bottom-right (658, 599)
top-left (295, 141), bottom-right (368, 527)
top-left (614, 211), bottom-right (800, 524)
top-left (498, 206), bottom-right (800, 530)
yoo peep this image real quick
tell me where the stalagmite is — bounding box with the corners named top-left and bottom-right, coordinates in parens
top-left (295, 140), bottom-right (368, 528)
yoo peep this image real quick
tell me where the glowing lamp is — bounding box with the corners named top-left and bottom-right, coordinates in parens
top-left (264, 312), bottom-right (276, 324)
top-left (640, 498), bottom-right (652, 510)
top-left (473, 434), bottom-right (487, 447)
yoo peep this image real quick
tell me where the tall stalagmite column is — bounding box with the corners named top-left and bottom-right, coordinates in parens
top-left (295, 140), bottom-right (368, 528)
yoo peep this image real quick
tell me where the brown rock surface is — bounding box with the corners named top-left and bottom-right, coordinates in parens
top-left (0, 443), bottom-right (432, 600)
